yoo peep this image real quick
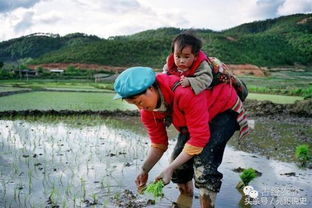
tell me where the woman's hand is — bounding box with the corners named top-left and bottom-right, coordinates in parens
top-left (156, 151), bottom-right (193, 185)
top-left (135, 170), bottom-right (148, 192)
top-left (156, 167), bottom-right (174, 185)
top-left (134, 147), bottom-right (165, 193)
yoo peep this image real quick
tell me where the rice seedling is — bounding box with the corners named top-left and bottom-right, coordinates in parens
top-left (11, 162), bottom-right (19, 176)
top-left (143, 180), bottom-right (165, 198)
top-left (23, 194), bottom-right (28, 208)
top-left (80, 177), bottom-right (87, 201)
top-left (65, 184), bottom-right (72, 197)
top-left (16, 181), bottom-right (23, 205)
top-left (295, 144), bottom-right (311, 167)
top-left (1, 180), bottom-right (7, 201)
top-left (48, 185), bottom-right (58, 207)
top-left (91, 193), bottom-right (98, 205)
top-left (240, 168), bottom-right (257, 186)
top-left (28, 169), bottom-right (33, 194)
top-left (73, 194), bottom-right (77, 208)
top-left (59, 172), bottom-right (64, 186)
top-left (62, 200), bottom-right (67, 208)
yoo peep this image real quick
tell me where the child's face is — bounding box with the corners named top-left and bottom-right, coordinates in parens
top-left (173, 43), bottom-right (196, 72)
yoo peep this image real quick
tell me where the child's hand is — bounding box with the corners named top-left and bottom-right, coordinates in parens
top-left (180, 76), bottom-right (190, 87)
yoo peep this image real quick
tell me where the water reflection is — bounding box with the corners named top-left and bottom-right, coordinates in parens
top-left (0, 116), bottom-right (311, 208)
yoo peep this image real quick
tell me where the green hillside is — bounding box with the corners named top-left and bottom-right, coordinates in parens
top-left (224, 13), bottom-right (312, 34)
top-left (0, 33), bottom-right (101, 61)
top-left (30, 38), bottom-right (171, 67)
top-left (0, 13), bottom-right (311, 67)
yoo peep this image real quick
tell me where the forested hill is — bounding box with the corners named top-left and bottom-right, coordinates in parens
top-left (1, 13), bottom-right (311, 67)
top-left (0, 33), bottom-right (101, 61)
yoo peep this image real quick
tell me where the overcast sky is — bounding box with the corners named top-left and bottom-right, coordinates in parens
top-left (0, 0), bottom-right (311, 41)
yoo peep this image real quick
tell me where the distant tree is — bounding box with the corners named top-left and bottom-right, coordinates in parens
top-left (0, 61), bottom-right (3, 69)
top-left (20, 64), bottom-right (28, 70)
top-left (37, 66), bottom-right (44, 73)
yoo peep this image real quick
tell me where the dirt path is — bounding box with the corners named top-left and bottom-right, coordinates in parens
top-left (0, 89), bottom-right (32, 97)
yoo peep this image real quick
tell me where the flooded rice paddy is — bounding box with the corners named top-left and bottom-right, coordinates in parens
top-left (0, 115), bottom-right (311, 208)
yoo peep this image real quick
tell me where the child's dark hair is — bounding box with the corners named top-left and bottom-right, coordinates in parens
top-left (171, 31), bottom-right (202, 55)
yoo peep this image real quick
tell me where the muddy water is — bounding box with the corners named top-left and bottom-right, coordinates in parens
top-left (0, 115), bottom-right (311, 208)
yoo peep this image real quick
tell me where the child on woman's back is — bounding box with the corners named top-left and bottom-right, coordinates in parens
top-left (163, 31), bottom-right (249, 139)
top-left (163, 31), bottom-right (213, 95)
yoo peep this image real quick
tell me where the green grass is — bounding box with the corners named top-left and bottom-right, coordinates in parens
top-left (1, 69), bottom-right (311, 97)
top-left (0, 91), bottom-right (135, 111)
top-left (0, 79), bottom-right (114, 91)
top-left (240, 70), bottom-right (312, 98)
top-left (0, 70), bottom-right (309, 110)
top-left (247, 93), bottom-right (304, 104)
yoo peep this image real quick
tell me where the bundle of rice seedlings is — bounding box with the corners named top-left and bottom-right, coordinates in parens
top-left (143, 180), bottom-right (165, 198)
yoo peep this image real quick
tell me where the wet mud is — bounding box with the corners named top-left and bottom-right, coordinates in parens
top-left (244, 99), bottom-right (312, 117)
